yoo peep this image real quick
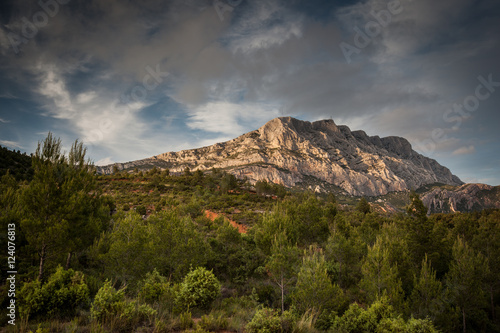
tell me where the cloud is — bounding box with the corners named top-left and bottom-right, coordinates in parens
top-left (96, 156), bottom-right (114, 166)
top-left (0, 117), bottom-right (10, 123)
top-left (186, 101), bottom-right (280, 137)
top-left (452, 145), bottom-right (476, 155)
top-left (0, 92), bottom-right (18, 99)
top-left (0, 140), bottom-right (24, 149)
top-left (0, 0), bottom-right (498, 184)
top-left (227, 2), bottom-right (304, 54)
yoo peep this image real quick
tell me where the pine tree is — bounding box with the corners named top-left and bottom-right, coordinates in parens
top-left (410, 254), bottom-right (443, 320)
top-left (360, 237), bottom-right (404, 307)
top-left (445, 237), bottom-right (489, 333)
top-left (292, 246), bottom-right (345, 314)
top-left (473, 211), bottom-right (500, 322)
top-left (19, 134), bottom-right (107, 281)
top-left (265, 231), bottom-right (300, 313)
top-left (356, 197), bottom-right (371, 214)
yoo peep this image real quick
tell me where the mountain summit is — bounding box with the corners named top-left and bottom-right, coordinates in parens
top-left (99, 117), bottom-right (463, 196)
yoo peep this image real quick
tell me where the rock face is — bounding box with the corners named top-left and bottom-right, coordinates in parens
top-left (421, 183), bottom-right (500, 214)
top-left (98, 117), bottom-right (463, 196)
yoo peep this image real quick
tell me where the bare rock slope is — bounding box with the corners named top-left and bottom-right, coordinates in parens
top-left (421, 183), bottom-right (500, 214)
top-left (98, 117), bottom-right (463, 196)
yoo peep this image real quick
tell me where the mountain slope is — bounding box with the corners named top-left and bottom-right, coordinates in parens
top-left (98, 117), bottom-right (463, 196)
top-left (420, 183), bottom-right (500, 214)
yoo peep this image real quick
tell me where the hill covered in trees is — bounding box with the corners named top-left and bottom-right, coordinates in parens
top-left (0, 145), bottom-right (32, 181)
top-left (1, 135), bottom-right (499, 332)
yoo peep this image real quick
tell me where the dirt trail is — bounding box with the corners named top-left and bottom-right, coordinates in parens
top-left (204, 210), bottom-right (247, 234)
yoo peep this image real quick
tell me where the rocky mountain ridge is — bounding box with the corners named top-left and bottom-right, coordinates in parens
top-left (98, 117), bottom-right (463, 196)
top-left (421, 183), bottom-right (500, 214)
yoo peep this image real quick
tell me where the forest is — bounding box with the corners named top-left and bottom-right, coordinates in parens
top-left (1, 134), bottom-right (499, 333)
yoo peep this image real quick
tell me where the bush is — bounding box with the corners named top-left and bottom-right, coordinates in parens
top-left (245, 307), bottom-right (295, 333)
top-left (176, 267), bottom-right (221, 311)
top-left (18, 266), bottom-right (89, 319)
top-left (135, 205), bottom-right (147, 215)
top-left (198, 311), bottom-right (229, 331)
top-left (91, 280), bottom-right (156, 329)
top-left (330, 297), bottom-right (439, 333)
top-left (138, 269), bottom-right (170, 303)
top-left (246, 307), bottom-right (283, 333)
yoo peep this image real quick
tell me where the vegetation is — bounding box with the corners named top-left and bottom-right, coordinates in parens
top-left (1, 134), bottom-right (499, 332)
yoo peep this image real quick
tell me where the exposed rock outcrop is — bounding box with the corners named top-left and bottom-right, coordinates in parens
top-left (98, 117), bottom-right (463, 196)
top-left (421, 183), bottom-right (500, 214)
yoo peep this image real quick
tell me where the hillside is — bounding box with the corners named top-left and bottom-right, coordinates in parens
top-left (0, 145), bottom-right (33, 181)
top-left (2, 133), bottom-right (500, 333)
top-left (98, 117), bottom-right (462, 196)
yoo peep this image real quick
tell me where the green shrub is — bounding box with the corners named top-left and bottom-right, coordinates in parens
top-left (176, 267), bottom-right (221, 311)
top-left (90, 280), bottom-right (156, 329)
top-left (177, 311), bottom-right (194, 330)
top-left (90, 281), bottom-right (126, 322)
top-left (135, 205), bottom-right (147, 215)
top-left (246, 307), bottom-right (283, 333)
top-left (330, 297), bottom-right (439, 333)
top-left (198, 311), bottom-right (229, 331)
top-left (19, 266), bottom-right (89, 319)
top-left (138, 269), bottom-right (170, 303)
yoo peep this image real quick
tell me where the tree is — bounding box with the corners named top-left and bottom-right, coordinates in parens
top-left (101, 211), bottom-right (211, 283)
top-left (292, 246), bottom-right (346, 314)
top-left (445, 237), bottom-right (489, 333)
top-left (327, 192), bottom-right (337, 204)
top-left (360, 237), bottom-right (404, 308)
top-left (406, 191), bottom-right (427, 220)
top-left (255, 180), bottom-right (271, 196)
top-left (265, 231), bottom-right (300, 313)
top-left (19, 133), bottom-right (107, 281)
top-left (64, 140), bottom-right (109, 268)
top-left (162, 168), bottom-right (170, 177)
top-left (356, 197), bottom-right (371, 214)
top-left (404, 192), bottom-right (442, 270)
top-left (326, 227), bottom-right (365, 289)
top-left (176, 267), bottom-right (221, 311)
top-left (331, 297), bottom-right (439, 333)
top-left (220, 173), bottom-right (238, 193)
top-left (472, 210), bottom-right (500, 322)
top-left (410, 254), bottom-right (443, 321)
top-left (254, 205), bottom-right (293, 255)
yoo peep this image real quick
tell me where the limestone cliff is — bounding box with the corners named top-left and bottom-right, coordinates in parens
top-left (97, 117), bottom-right (463, 196)
top-left (421, 183), bottom-right (500, 214)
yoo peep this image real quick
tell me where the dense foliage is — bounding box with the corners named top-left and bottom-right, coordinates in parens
top-left (1, 135), bottom-right (499, 332)
top-left (0, 145), bottom-right (32, 181)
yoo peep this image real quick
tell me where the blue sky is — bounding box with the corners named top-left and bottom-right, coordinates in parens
top-left (0, 0), bottom-right (499, 185)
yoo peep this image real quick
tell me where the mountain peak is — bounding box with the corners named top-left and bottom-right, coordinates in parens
top-left (98, 117), bottom-right (463, 196)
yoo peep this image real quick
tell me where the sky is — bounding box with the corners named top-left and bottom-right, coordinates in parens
top-left (0, 0), bottom-right (499, 185)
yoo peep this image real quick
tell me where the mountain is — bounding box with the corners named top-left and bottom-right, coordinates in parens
top-left (97, 117), bottom-right (464, 196)
top-left (420, 183), bottom-right (500, 214)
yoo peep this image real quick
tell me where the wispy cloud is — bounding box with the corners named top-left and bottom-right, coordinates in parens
top-left (96, 156), bottom-right (114, 166)
top-left (0, 0), bottom-right (498, 184)
top-left (186, 101), bottom-right (280, 137)
top-left (0, 140), bottom-right (24, 150)
top-left (453, 145), bottom-right (476, 155)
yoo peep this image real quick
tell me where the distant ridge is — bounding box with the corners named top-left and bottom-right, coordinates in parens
top-left (98, 117), bottom-right (463, 196)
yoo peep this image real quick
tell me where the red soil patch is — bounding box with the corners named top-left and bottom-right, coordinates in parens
top-left (204, 210), bottom-right (247, 234)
